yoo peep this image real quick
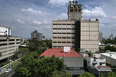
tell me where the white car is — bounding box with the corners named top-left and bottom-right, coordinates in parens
top-left (5, 68), bottom-right (12, 72)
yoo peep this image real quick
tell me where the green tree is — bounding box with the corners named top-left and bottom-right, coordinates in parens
top-left (16, 52), bottom-right (65, 77)
top-left (78, 72), bottom-right (95, 77)
top-left (51, 70), bottom-right (72, 77)
top-left (14, 48), bottom-right (30, 58)
top-left (107, 71), bottom-right (116, 77)
top-left (104, 46), bottom-right (116, 52)
top-left (27, 40), bottom-right (47, 55)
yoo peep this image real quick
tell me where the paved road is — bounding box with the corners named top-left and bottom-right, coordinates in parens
top-left (0, 63), bottom-right (20, 77)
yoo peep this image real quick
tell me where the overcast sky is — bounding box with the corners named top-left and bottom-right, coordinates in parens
top-left (0, 0), bottom-right (116, 38)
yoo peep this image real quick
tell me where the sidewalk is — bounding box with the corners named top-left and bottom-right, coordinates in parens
top-left (0, 68), bottom-right (7, 75)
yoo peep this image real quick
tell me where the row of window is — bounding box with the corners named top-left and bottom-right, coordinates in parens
top-left (53, 37), bottom-right (75, 39)
top-left (0, 47), bottom-right (7, 50)
top-left (53, 33), bottom-right (75, 34)
top-left (0, 42), bottom-right (20, 46)
top-left (1, 51), bottom-right (7, 53)
top-left (53, 41), bottom-right (75, 43)
top-left (1, 54), bottom-right (7, 57)
top-left (0, 39), bottom-right (20, 42)
top-left (53, 24), bottom-right (75, 25)
top-left (53, 28), bottom-right (75, 30)
top-left (9, 49), bottom-right (15, 52)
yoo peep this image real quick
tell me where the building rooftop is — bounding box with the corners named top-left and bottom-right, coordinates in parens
top-left (101, 52), bottom-right (116, 60)
top-left (40, 48), bottom-right (82, 57)
top-left (0, 25), bottom-right (11, 29)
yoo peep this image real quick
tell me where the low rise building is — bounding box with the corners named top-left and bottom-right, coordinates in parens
top-left (83, 53), bottom-right (112, 75)
top-left (40, 46), bottom-right (84, 76)
top-left (101, 52), bottom-right (116, 66)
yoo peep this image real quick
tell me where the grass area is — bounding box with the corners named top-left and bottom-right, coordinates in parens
top-left (0, 61), bottom-right (10, 67)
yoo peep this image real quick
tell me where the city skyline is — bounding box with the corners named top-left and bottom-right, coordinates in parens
top-left (0, 0), bottom-right (116, 38)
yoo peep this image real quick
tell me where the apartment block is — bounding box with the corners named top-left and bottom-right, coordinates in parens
top-left (52, 20), bottom-right (75, 48)
top-left (0, 25), bottom-right (21, 60)
top-left (80, 20), bottom-right (99, 52)
top-left (52, 1), bottom-right (99, 53)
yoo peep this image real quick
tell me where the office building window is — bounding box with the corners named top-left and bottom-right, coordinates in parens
top-left (62, 28), bottom-right (66, 30)
top-left (58, 37), bottom-right (61, 39)
top-left (0, 47), bottom-right (7, 50)
top-left (53, 24), bottom-right (57, 25)
top-left (53, 28), bottom-right (57, 30)
top-left (53, 37), bottom-right (57, 39)
top-left (58, 41), bottom-right (61, 43)
top-left (53, 46), bottom-right (57, 48)
top-left (58, 28), bottom-right (61, 30)
top-left (0, 39), bottom-right (7, 42)
top-left (1, 54), bottom-right (7, 57)
top-left (67, 42), bottom-right (71, 43)
top-left (62, 37), bottom-right (66, 39)
top-left (53, 41), bottom-right (57, 43)
top-left (67, 37), bottom-right (71, 39)
top-left (9, 49), bottom-right (15, 51)
top-left (9, 43), bottom-right (14, 45)
top-left (1, 51), bottom-right (7, 53)
top-left (16, 42), bottom-right (20, 44)
top-left (16, 39), bottom-right (20, 41)
top-left (9, 46), bottom-right (15, 48)
top-left (9, 39), bottom-right (14, 41)
top-left (0, 43), bottom-right (7, 46)
top-left (53, 33), bottom-right (57, 34)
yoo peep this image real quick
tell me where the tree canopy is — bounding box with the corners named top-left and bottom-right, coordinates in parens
top-left (26, 39), bottom-right (52, 55)
top-left (15, 52), bottom-right (65, 77)
top-left (78, 72), bottom-right (95, 77)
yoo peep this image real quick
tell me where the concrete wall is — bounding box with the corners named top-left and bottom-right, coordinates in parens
top-left (80, 20), bottom-right (99, 53)
top-left (52, 20), bottom-right (75, 49)
top-left (0, 26), bottom-right (11, 35)
top-left (101, 54), bottom-right (116, 66)
top-left (0, 37), bottom-right (21, 60)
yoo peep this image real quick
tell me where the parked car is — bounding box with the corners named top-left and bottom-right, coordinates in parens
top-left (5, 68), bottom-right (12, 72)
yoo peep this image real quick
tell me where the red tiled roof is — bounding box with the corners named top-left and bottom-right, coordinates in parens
top-left (40, 48), bottom-right (82, 57)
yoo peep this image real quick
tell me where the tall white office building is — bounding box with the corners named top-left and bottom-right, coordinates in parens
top-left (52, 1), bottom-right (99, 53)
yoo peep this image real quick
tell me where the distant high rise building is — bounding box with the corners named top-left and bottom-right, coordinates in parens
top-left (99, 32), bottom-right (103, 42)
top-left (0, 25), bottom-right (21, 60)
top-left (52, 1), bottom-right (99, 53)
top-left (110, 34), bottom-right (113, 40)
top-left (31, 30), bottom-right (43, 41)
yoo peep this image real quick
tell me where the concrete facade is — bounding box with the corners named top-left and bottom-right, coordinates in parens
top-left (0, 36), bottom-right (21, 60)
top-left (68, 1), bottom-right (82, 20)
top-left (52, 20), bottom-right (75, 48)
top-left (0, 25), bottom-right (11, 36)
top-left (52, 1), bottom-right (99, 53)
top-left (80, 20), bottom-right (99, 53)
top-left (0, 26), bottom-right (21, 60)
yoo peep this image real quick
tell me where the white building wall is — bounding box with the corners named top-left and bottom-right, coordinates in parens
top-left (0, 26), bottom-right (11, 35)
top-left (0, 37), bottom-right (21, 60)
top-left (80, 20), bottom-right (99, 53)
